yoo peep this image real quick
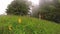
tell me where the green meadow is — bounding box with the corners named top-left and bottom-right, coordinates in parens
top-left (0, 15), bottom-right (60, 34)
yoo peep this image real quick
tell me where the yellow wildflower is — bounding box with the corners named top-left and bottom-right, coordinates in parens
top-left (18, 18), bottom-right (22, 23)
top-left (8, 25), bottom-right (12, 31)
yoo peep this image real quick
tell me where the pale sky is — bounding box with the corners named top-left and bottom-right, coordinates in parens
top-left (0, 0), bottom-right (13, 15)
top-left (0, 0), bottom-right (39, 15)
top-left (28, 0), bottom-right (39, 5)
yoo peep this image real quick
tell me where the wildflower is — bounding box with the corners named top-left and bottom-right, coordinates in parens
top-left (18, 18), bottom-right (22, 23)
top-left (8, 25), bottom-right (12, 31)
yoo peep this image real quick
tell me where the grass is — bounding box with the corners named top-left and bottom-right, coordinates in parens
top-left (0, 15), bottom-right (60, 34)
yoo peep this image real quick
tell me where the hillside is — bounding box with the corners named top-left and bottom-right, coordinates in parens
top-left (0, 15), bottom-right (60, 34)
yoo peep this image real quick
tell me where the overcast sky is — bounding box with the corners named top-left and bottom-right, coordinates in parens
top-left (29, 0), bottom-right (39, 5)
top-left (0, 0), bottom-right (13, 15)
top-left (0, 0), bottom-right (39, 15)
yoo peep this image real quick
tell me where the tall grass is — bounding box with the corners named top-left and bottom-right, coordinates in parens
top-left (0, 15), bottom-right (60, 34)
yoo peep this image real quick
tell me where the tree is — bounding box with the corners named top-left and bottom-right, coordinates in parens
top-left (6, 0), bottom-right (30, 15)
top-left (38, 0), bottom-right (60, 23)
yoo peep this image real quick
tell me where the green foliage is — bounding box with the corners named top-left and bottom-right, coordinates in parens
top-left (6, 0), bottom-right (30, 15)
top-left (0, 15), bottom-right (60, 34)
top-left (38, 0), bottom-right (60, 23)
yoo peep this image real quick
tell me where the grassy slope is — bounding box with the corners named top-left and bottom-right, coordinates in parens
top-left (0, 15), bottom-right (60, 34)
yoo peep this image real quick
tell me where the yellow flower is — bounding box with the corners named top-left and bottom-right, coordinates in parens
top-left (8, 25), bottom-right (12, 31)
top-left (18, 18), bottom-right (22, 23)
